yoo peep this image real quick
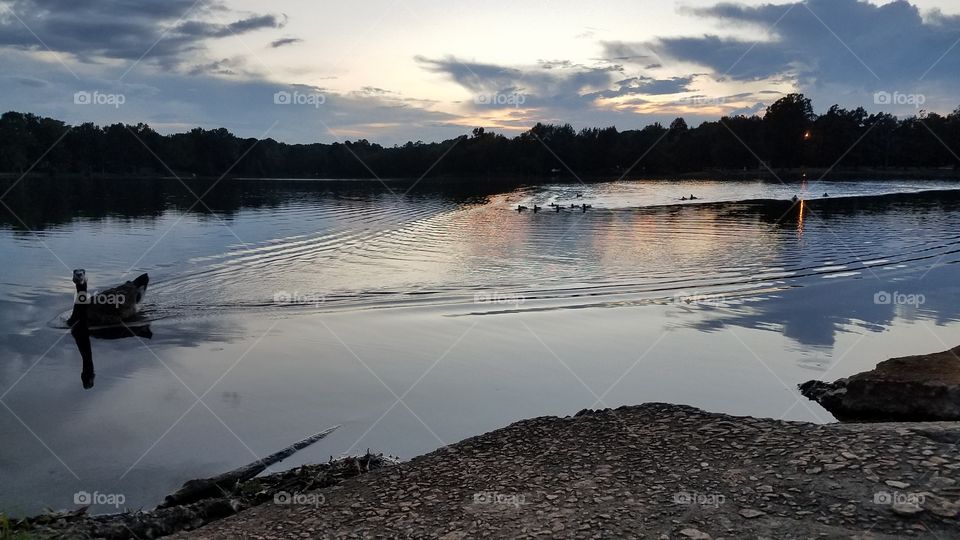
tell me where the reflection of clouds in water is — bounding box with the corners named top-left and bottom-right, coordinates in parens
top-left (682, 260), bottom-right (960, 350)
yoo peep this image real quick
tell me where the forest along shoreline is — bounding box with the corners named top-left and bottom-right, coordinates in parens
top-left (2, 167), bottom-right (960, 182)
top-left (9, 344), bottom-right (960, 538)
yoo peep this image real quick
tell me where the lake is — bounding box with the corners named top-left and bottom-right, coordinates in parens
top-left (2, 176), bottom-right (960, 515)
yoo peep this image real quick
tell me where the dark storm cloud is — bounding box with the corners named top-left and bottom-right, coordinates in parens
top-left (0, 0), bottom-right (283, 66)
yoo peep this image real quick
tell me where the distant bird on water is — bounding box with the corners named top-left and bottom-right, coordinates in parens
top-left (517, 205), bottom-right (528, 212)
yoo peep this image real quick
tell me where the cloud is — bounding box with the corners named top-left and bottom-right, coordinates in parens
top-left (588, 76), bottom-right (695, 98)
top-left (270, 37), bottom-right (302, 48)
top-left (416, 55), bottom-right (621, 108)
top-left (0, 0), bottom-right (283, 69)
top-left (176, 14), bottom-right (284, 39)
top-left (650, 0), bottom-right (960, 109)
top-left (600, 41), bottom-right (652, 63)
top-left (0, 48), bottom-right (466, 145)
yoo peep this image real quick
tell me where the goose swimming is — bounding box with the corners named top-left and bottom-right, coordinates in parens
top-left (68, 269), bottom-right (149, 327)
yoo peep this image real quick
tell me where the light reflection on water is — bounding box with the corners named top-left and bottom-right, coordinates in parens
top-left (1, 177), bottom-right (960, 515)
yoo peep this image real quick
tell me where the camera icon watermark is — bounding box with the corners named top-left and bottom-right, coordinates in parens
top-left (74, 490), bottom-right (126, 508)
top-left (673, 292), bottom-right (728, 307)
top-left (674, 95), bottom-right (727, 107)
top-left (274, 490), bottom-right (325, 506)
top-left (73, 91), bottom-right (126, 108)
top-left (874, 91), bottom-right (926, 109)
top-left (873, 490), bottom-right (924, 506)
top-left (474, 92), bottom-right (526, 108)
top-left (673, 491), bottom-right (725, 508)
top-left (75, 291), bottom-right (126, 307)
top-left (473, 292), bottom-right (525, 307)
top-left (472, 491), bottom-right (525, 508)
top-left (273, 290), bottom-right (325, 306)
top-left (874, 290), bottom-right (925, 307)
top-left (273, 90), bottom-right (325, 108)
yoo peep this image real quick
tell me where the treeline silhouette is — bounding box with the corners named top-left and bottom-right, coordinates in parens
top-left (1, 94), bottom-right (958, 179)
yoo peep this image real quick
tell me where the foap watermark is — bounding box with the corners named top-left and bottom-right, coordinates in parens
top-left (473, 292), bottom-right (525, 307)
top-left (75, 291), bottom-right (126, 307)
top-left (274, 490), bottom-right (325, 507)
top-left (873, 490), bottom-right (924, 506)
top-left (273, 90), bottom-right (326, 108)
top-left (874, 290), bottom-right (925, 307)
top-left (74, 490), bottom-right (126, 508)
top-left (673, 292), bottom-right (728, 307)
top-left (874, 91), bottom-right (926, 109)
top-left (673, 491), bottom-right (726, 508)
top-left (674, 95), bottom-right (727, 107)
top-left (472, 491), bottom-right (525, 508)
top-left (73, 91), bottom-right (125, 108)
top-left (274, 290), bottom-right (326, 306)
top-left (474, 92), bottom-right (526, 108)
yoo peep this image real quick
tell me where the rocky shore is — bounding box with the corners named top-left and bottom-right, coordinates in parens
top-left (800, 345), bottom-right (960, 422)
top-left (174, 404), bottom-right (960, 539)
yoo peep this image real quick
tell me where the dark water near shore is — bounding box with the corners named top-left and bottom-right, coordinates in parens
top-left (2, 176), bottom-right (960, 515)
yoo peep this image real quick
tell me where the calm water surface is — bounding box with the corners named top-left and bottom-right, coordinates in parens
top-left (2, 177), bottom-right (959, 515)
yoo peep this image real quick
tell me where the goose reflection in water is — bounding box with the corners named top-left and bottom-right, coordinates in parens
top-left (68, 269), bottom-right (153, 389)
top-left (70, 322), bottom-right (154, 389)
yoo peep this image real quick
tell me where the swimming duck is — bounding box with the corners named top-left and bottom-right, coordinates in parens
top-left (823, 192), bottom-right (829, 197)
top-left (517, 205), bottom-right (528, 212)
top-left (533, 205), bottom-right (541, 213)
top-left (68, 269), bottom-right (149, 327)
top-left (792, 195), bottom-right (799, 202)
top-left (689, 194), bottom-right (698, 200)
top-left (681, 196), bottom-right (688, 201)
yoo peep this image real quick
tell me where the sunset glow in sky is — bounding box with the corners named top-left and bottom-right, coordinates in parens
top-left (1, 0), bottom-right (959, 143)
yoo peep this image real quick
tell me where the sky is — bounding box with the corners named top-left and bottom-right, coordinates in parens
top-left (1, 0), bottom-right (959, 144)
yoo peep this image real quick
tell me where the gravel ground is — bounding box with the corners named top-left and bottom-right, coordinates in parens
top-left (179, 403), bottom-right (960, 539)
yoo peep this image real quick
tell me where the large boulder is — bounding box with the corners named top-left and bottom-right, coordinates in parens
top-left (799, 345), bottom-right (960, 421)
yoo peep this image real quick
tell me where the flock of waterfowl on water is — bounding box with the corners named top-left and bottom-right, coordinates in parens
top-left (517, 202), bottom-right (594, 213)
top-left (518, 192), bottom-right (830, 213)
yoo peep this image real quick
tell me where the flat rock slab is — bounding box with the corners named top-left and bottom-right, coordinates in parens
top-left (178, 404), bottom-right (960, 539)
top-left (800, 345), bottom-right (960, 421)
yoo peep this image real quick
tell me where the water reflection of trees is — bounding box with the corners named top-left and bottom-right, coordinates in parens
top-left (0, 177), bottom-right (514, 231)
